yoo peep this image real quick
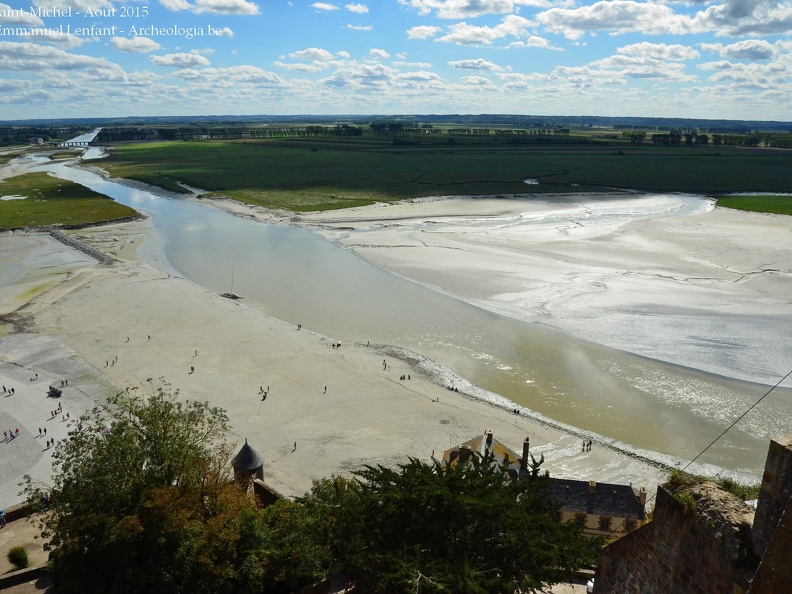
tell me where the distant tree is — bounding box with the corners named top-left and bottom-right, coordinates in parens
top-left (300, 452), bottom-right (596, 593)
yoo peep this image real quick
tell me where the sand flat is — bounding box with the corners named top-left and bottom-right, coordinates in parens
top-left (1, 229), bottom-right (669, 504)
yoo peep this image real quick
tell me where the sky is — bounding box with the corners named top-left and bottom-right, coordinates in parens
top-left (0, 0), bottom-right (791, 121)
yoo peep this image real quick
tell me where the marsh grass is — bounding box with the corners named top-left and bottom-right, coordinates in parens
top-left (0, 172), bottom-right (138, 230)
top-left (715, 195), bottom-right (792, 216)
top-left (100, 139), bottom-right (792, 212)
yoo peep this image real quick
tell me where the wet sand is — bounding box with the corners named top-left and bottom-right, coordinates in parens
top-left (0, 227), bottom-right (670, 506)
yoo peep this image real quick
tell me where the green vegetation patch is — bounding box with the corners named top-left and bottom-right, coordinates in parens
top-left (716, 195), bottom-right (792, 216)
top-left (101, 139), bottom-right (792, 213)
top-left (0, 172), bottom-right (138, 230)
top-left (665, 468), bottom-right (760, 503)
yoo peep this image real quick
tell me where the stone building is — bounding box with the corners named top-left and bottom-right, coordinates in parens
top-left (593, 435), bottom-right (792, 594)
top-left (443, 431), bottom-right (648, 540)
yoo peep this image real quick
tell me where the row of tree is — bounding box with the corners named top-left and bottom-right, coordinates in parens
top-left (24, 381), bottom-right (596, 594)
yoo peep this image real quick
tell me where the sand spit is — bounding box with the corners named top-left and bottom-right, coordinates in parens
top-left (0, 229), bottom-right (670, 505)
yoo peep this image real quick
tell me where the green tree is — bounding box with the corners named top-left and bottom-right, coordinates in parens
top-left (22, 380), bottom-right (262, 594)
top-left (300, 452), bottom-right (596, 593)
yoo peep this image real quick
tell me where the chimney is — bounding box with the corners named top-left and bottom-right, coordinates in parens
top-left (639, 486), bottom-right (647, 507)
top-left (520, 437), bottom-right (530, 473)
top-left (589, 480), bottom-right (597, 494)
top-left (458, 445), bottom-right (472, 466)
top-left (485, 429), bottom-right (493, 447)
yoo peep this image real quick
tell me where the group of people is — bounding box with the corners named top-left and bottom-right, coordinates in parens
top-left (1, 385), bottom-right (14, 395)
top-left (3, 429), bottom-right (19, 441)
top-left (582, 439), bottom-right (594, 452)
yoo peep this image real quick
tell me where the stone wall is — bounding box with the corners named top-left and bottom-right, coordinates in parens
top-left (751, 435), bottom-right (792, 558)
top-left (594, 486), bottom-right (754, 594)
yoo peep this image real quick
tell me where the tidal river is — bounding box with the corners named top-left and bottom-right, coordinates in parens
top-left (31, 158), bottom-right (792, 475)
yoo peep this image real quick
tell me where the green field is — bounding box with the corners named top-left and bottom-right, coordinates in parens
top-left (101, 138), bottom-right (792, 212)
top-left (715, 195), bottom-right (792, 215)
top-left (0, 172), bottom-right (138, 230)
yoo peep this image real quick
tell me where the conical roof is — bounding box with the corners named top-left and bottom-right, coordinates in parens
top-left (233, 438), bottom-right (264, 472)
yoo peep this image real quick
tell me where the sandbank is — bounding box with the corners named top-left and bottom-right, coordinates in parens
top-left (1, 227), bottom-right (670, 506)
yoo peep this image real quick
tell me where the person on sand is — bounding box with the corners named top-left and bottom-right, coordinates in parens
top-left (189, 366), bottom-right (194, 374)
top-left (292, 441), bottom-right (297, 452)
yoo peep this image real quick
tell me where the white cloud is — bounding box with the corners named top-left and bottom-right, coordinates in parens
top-left (111, 36), bottom-right (162, 53)
top-left (694, 0), bottom-right (792, 36)
top-left (398, 0), bottom-right (550, 19)
top-left (617, 42), bottom-right (700, 61)
top-left (159, 0), bottom-right (259, 14)
top-left (460, 75), bottom-right (492, 85)
top-left (311, 2), bottom-right (339, 10)
top-left (393, 60), bottom-right (433, 67)
top-left (369, 48), bottom-right (390, 60)
top-left (336, 50), bottom-right (351, 58)
top-left (407, 25), bottom-right (441, 39)
top-left (289, 47), bottom-right (334, 61)
top-left (215, 26), bottom-right (234, 37)
top-left (150, 52), bottom-right (211, 68)
top-left (701, 39), bottom-right (776, 61)
top-left (24, 30), bottom-right (86, 48)
top-left (347, 24), bottom-right (373, 30)
top-left (437, 15), bottom-right (532, 45)
top-left (0, 41), bottom-right (123, 77)
top-left (345, 3), bottom-right (368, 13)
top-left (399, 70), bottom-right (440, 81)
top-left (536, 1), bottom-right (693, 40)
top-left (174, 65), bottom-right (284, 86)
top-left (0, 3), bottom-right (44, 26)
top-left (450, 58), bottom-right (502, 70)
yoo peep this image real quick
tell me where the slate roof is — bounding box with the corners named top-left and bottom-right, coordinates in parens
top-left (233, 439), bottom-right (264, 472)
top-left (442, 431), bottom-right (528, 479)
top-left (545, 478), bottom-right (646, 520)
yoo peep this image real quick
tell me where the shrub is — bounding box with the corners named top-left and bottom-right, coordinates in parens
top-left (8, 546), bottom-right (29, 569)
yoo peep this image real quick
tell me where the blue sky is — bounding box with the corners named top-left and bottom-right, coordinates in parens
top-left (1, 0), bottom-right (791, 121)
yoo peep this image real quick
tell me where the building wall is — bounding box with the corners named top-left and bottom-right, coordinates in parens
top-left (594, 487), bottom-right (749, 594)
top-left (752, 435), bottom-right (792, 558)
top-left (557, 510), bottom-right (641, 539)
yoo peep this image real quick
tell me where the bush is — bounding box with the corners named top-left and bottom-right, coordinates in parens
top-left (8, 546), bottom-right (29, 569)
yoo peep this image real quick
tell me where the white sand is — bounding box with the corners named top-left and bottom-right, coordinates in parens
top-left (290, 195), bottom-right (792, 385)
top-left (1, 227), bottom-right (670, 505)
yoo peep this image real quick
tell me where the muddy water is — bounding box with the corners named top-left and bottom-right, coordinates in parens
top-left (30, 160), bottom-right (792, 475)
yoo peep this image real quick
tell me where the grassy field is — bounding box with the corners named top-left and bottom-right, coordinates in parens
top-left (100, 138), bottom-right (792, 212)
top-left (715, 195), bottom-right (792, 215)
top-left (0, 172), bottom-right (138, 230)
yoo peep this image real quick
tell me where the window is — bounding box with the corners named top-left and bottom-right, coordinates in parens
top-left (574, 513), bottom-right (587, 526)
top-left (598, 516), bottom-right (612, 531)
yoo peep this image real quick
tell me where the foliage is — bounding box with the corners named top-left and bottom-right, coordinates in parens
top-left (665, 468), bottom-right (760, 505)
top-left (716, 195), bottom-right (792, 216)
top-left (0, 172), bottom-right (137, 230)
top-left (299, 453), bottom-right (596, 593)
top-left (7, 546), bottom-right (29, 569)
top-left (21, 379), bottom-right (268, 594)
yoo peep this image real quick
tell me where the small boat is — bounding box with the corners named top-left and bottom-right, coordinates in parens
top-left (220, 271), bottom-right (241, 299)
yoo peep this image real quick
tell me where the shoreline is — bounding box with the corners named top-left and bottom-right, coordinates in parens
top-left (0, 229), bottom-right (680, 507)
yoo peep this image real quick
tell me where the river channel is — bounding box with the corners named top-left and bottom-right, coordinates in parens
top-left (31, 157), bottom-right (792, 475)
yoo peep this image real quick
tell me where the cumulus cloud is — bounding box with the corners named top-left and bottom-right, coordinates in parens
top-left (150, 52), bottom-right (211, 68)
top-left (437, 14), bottom-right (532, 45)
top-left (407, 25), bottom-right (441, 39)
top-left (159, 0), bottom-right (259, 14)
top-left (311, 2), bottom-right (338, 10)
top-left (369, 48), bottom-right (390, 60)
top-left (450, 58), bottom-right (502, 70)
top-left (460, 75), bottom-right (492, 85)
top-left (173, 64), bottom-right (283, 85)
top-left (346, 3), bottom-right (368, 13)
top-left (0, 3), bottom-right (44, 26)
top-left (700, 39), bottom-right (776, 61)
top-left (398, 0), bottom-right (550, 19)
top-left (24, 30), bottom-right (86, 48)
top-left (536, 1), bottom-right (693, 40)
top-left (111, 36), bottom-right (162, 53)
top-left (290, 47), bottom-right (334, 61)
top-left (399, 70), bottom-right (440, 81)
top-left (617, 42), bottom-right (700, 61)
top-left (0, 41), bottom-right (124, 76)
